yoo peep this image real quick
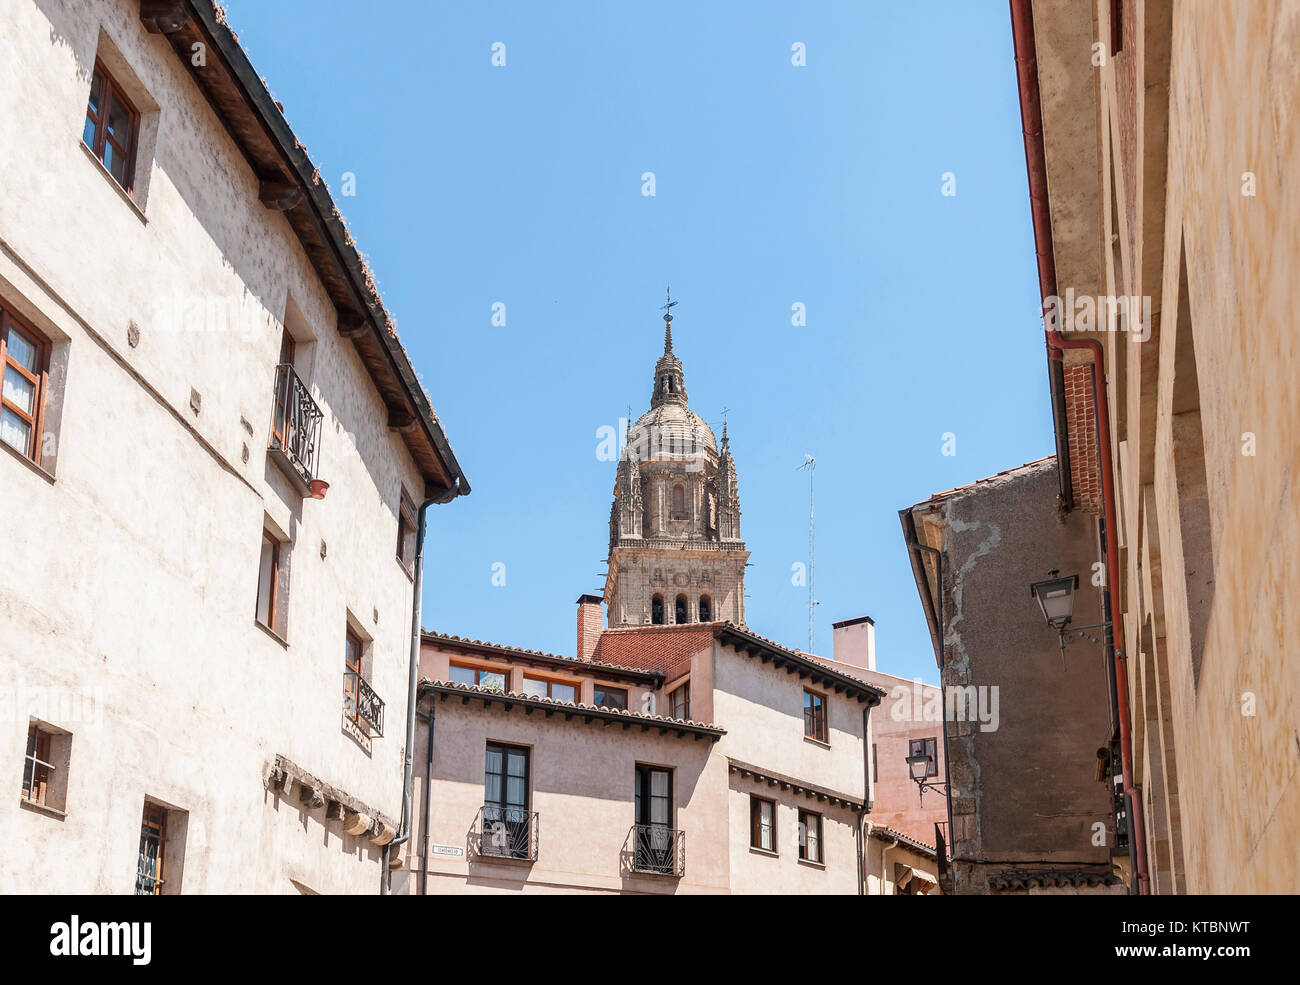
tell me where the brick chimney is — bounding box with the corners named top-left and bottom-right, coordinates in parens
top-left (576, 594), bottom-right (604, 661)
top-left (831, 616), bottom-right (875, 671)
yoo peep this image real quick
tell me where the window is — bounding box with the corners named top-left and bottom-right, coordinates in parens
top-left (910, 737), bottom-right (939, 777)
top-left (0, 308), bottom-right (50, 464)
top-left (396, 491), bottom-right (417, 570)
top-left (482, 742), bottom-right (531, 859)
top-left (634, 764), bottom-right (677, 874)
top-left (670, 484), bottom-right (686, 519)
top-left (635, 764), bottom-right (672, 827)
top-left (750, 796), bottom-right (776, 852)
top-left (803, 690), bottom-right (827, 743)
top-left (21, 722), bottom-right (69, 813)
top-left (675, 594), bottom-right (688, 624)
top-left (651, 594), bottom-right (664, 625)
top-left (798, 810), bottom-right (823, 863)
top-left (343, 628), bottom-right (373, 734)
top-left (593, 684), bottom-right (628, 710)
top-left (522, 676), bottom-right (576, 703)
top-left (669, 682), bottom-right (690, 720)
top-left (254, 528), bottom-right (283, 635)
top-left (83, 62), bottom-right (139, 193)
top-left (134, 800), bottom-right (187, 895)
top-left (698, 595), bottom-right (712, 622)
top-left (449, 663), bottom-right (507, 693)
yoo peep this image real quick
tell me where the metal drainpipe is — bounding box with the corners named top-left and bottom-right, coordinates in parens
top-left (382, 478), bottom-right (459, 895)
top-left (858, 701), bottom-right (878, 896)
top-left (420, 704), bottom-right (435, 896)
top-left (1009, 0), bottom-right (1149, 894)
top-left (879, 834), bottom-right (899, 895)
top-left (904, 537), bottom-right (955, 887)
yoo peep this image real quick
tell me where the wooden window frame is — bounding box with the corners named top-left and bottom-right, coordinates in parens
top-left (910, 737), bottom-right (939, 777)
top-left (521, 675), bottom-right (577, 702)
top-left (21, 724), bottom-right (53, 807)
top-left (344, 627), bottom-right (366, 731)
top-left (798, 809), bottom-right (823, 863)
top-left (750, 795), bottom-right (777, 853)
top-left (135, 801), bottom-right (168, 895)
top-left (255, 529), bottom-right (281, 634)
top-left (448, 662), bottom-right (508, 692)
top-left (83, 60), bottom-right (141, 195)
top-left (593, 683), bottom-right (629, 711)
top-left (484, 741), bottom-right (530, 810)
top-left (669, 681), bottom-right (690, 720)
top-left (396, 491), bottom-right (417, 570)
top-left (634, 763), bottom-right (673, 827)
top-left (803, 689), bottom-right (828, 743)
top-left (0, 306), bottom-right (51, 466)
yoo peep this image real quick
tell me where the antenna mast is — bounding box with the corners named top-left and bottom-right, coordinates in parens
top-left (797, 454), bottom-right (816, 652)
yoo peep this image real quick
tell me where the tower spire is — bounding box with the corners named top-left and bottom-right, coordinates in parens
top-left (660, 285), bottom-right (677, 354)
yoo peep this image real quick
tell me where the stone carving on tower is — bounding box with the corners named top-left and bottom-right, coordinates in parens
top-left (604, 299), bottom-right (749, 628)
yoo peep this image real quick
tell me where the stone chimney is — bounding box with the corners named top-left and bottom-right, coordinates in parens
top-left (576, 594), bottom-right (604, 661)
top-left (831, 616), bottom-right (875, 671)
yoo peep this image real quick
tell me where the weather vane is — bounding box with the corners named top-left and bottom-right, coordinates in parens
top-left (661, 285), bottom-right (678, 323)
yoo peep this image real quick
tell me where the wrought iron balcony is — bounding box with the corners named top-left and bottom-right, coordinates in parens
top-left (268, 362), bottom-right (324, 494)
top-left (344, 671), bottom-right (385, 738)
top-left (631, 823), bottom-right (685, 877)
top-left (474, 805), bottom-right (539, 861)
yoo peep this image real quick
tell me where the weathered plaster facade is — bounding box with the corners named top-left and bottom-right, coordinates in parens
top-left (902, 459), bottom-right (1121, 894)
top-left (0, 0), bottom-right (466, 893)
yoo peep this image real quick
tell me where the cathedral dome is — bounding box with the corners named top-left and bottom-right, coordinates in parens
top-left (627, 401), bottom-right (718, 464)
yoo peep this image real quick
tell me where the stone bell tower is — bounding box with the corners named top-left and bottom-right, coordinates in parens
top-left (604, 301), bottom-right (748, 628)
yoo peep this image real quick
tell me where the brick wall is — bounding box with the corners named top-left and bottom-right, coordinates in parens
top-left (576, 594), bottom-right (604, 660)
top-left (1064, 363), bottom-right (1102, 515)
top-left (592, 625), bottom-right (715, 683)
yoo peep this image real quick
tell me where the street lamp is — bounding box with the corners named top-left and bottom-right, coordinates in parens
top-left (1029, 570), bottom-right (1077, 629)
top-left (1029, 569), bottom-right (1113, 666)
top-left (906, 752), bottom-right (947, 803)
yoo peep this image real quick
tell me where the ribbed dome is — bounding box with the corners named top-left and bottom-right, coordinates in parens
top-left (627, 401), bottom-right (718, 463)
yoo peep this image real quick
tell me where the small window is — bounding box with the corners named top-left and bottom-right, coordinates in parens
top-left (674, 594), bottom-right (688, 624)
top-left (255, 528), bottom-right (284, 635)
top-left (651, 594), bottom-right (664, 625)
top-left (21, 722), bottom-right (70, 813)
top-left (343, 628), bottom-right (368, 733)
top-left (698, 595), bottom-right (712, 622)
top-left (449, 663), bottom-right (506, 693)
top-left (0, 308), bottom-right (51, 465)
top-left (910, 737), bottom-right (939, 777)
top-left (669, 682), bottom-right (690, 720)
top-left (750, 796), bottom-right (776, 853)
top-left (135, 799), bottom-right (186, 895)
top-left (83, 62), bottom-right (140, 193)
top-left (522, 676), bottom-right (576, 703)
top-left (396, 491), bottom-right (417, 570)
top-left (798, 810), bottom-right (823, 863)
top-left (593, 684), bottom-right (628, 711)
top-left (803, 690), bottom-right (827, 743)
top-left (670, 484), bottom-right (687, 519)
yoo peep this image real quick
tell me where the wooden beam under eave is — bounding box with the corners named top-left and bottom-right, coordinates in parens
top-left (140, 0), bottom-right (190, 33)
top-left (259, 179), bottom-right (304, 211)
top-left (388, 408), bottom-right (419, 433)
top-left (337, 310), bottom-right (368, 338)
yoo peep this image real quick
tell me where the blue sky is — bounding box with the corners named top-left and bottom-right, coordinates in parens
top-left (225, 0), bottom-right (1054, 684)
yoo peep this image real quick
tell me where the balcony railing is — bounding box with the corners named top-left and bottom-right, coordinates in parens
top-left (474, 805), bottom-right (539, 861)
top-left (268, 362), bottom-right (324, 493)
top-left (631, 823), bottom-right (685, 877)
top-left (344, 671), bottom-right (385, 737)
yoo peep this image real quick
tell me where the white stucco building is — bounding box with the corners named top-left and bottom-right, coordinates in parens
top-left (0, 0), bottom-right (469, 893)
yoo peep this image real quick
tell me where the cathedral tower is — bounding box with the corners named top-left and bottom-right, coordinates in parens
top-left (604, 306), bottom-right (749, 627)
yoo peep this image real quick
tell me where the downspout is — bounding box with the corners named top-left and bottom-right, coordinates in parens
top-left (879, 833), bottom-right (899, 896)
top-left (904, 534), bottom-right (955, 887)
top-left (382, 477), bottom-right (460, 894)
top-left (1009, 0), bottom-right (1149, 894)
top-left (858, 699), bottom-right (879, 895)
top-left (420, 704), bottom-right (435, 896)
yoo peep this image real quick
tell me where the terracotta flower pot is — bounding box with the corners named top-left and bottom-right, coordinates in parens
top-left (309, 478), bottom-right (330, 500)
